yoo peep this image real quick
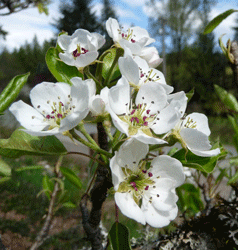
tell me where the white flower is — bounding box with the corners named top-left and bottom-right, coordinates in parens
top-left (110, 138), bottom-right (185, 228)
top-left (140, 46), bottom-right (163, 68)
top-left (107, 76), bottom-right (182, 144)
top-left (118, 55), bottom-right (173, 94)
top-left (172, 112), bottom-right (220, 157)
top-left (106, 18), bottom-right (155, 57)
top-left (9, 77), bottom-right (90, 136)
top-left (57, 29), bottom-right (105, 68)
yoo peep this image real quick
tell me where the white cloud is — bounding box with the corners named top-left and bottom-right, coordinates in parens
top-left (116, 6), bottom-right (141, 21)
top-left (0, 1), bottom-right (60, 51)
top-left (121, 0), bottom-right (147, 7)
top-left (91, 2), bottom-right (103, 18)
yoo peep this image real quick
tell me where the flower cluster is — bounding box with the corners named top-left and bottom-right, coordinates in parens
top-left (9, 17), bottom-right (220, 228)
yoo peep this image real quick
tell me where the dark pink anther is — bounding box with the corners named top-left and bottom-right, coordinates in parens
top-left (143, 122), bottom-right (148, 126)
top-left (130, 117), bottom-right (135, 123)
top-left (142, 170), bottom-right (147, 174)
top-left (131, 109), bottom-right (136, 115)
top-left (135, 117), bottom-right (139, 123)
top-left (140, 73), bottom-right (144, 78)
top-left (60, 102), bottom-right (64, 106)
top-left (130, 182), bottom-right (136, 188)
top-left (82, 48), bottom-right (88, 53)
top-left (57, 114), bottom-right (63, 118)
top-left (51, 116), bottom-right (55, 119)
top-left (46, 114), bottom-right (51, 119)
top-left (148, 172), bottom-right (153, 177)
top-left (146, 110), bottom-right (150, 114)
top-left (131, 39), bottom-right (136, 43)
top-left (145, 186), bottom-right (149, 191)
top-left (122, 33), bottom-right (124, 38)
top-left (134, 187), bottom-right (138, 191)
top-left (51, 111), bottom-right (55, 114)
top-left (143, 116), bottom-right (147, 121)
top-left (73, 49), bottom-right (80, 57)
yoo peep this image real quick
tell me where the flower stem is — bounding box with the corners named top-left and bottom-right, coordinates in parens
top-left (84, 66), bottom-right (103, 90)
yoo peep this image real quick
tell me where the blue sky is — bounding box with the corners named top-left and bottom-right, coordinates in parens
top-left (0, 0), bottom-right (238, 52)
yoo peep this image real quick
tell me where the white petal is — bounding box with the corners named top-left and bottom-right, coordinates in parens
top-left (133, 131), bottom-right (167, 145)
top-left (91, 32), bottom-right (106, 49)
top-left (118, 56), bottom-right (140, 86)
top-left (151, 100), bottom-right (181, 134)
top-left (116, 138), bottom-right (149, 169)
top-left (189, 147), bottom-right (221, 157)
top-left (106, 18), bottom-right (120, 42)
top-left (74, 51), bottom-right (98, 68)
top-left (168, 91), bottom-right (187, 116)
top-left (21, 127), bottom-right (59, 136)
top-left (136, 82), bottom-right (167, 114)
top-left (110, 153), bottom-right (126, 190)
top-left (115, 192), bottom-right (146, 225)
top-left (59, 52), bottom-right (75, 66)
top-left (108, 76), bottom-right (130, 115)
top-left (180, 128), bottom-right (211, 151)
top-left (140, 47), bottom-right (163, 68)
top-left (119, 39), bottom-right (142, 55)
top-left (59, 109), bottom-right (88, 132)
top-left (141, 198), bottom-right (178, 228)
top-left (9, 100), bottom-right (47, 131)
top-left (70, 78), bottom-right (89, 111)
top-left (108, 108), bottom-right (129, 135)
top-left (30, 82), bottom-right (70, 113)
top-left (90, 96), bottom-right (105, 115)
top-left (150, 155), bottom-right (185, 187)
top-left (57, 34), bottom-right (71, 50)
top-left (185, 113), bottom-right (210, 136)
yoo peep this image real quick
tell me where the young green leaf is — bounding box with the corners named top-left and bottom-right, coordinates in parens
top-left (214, 84), bottom-right (238, 112)
top-left (0, 128), bottom-right (67, 158)
top-left (60, 166), bottom-right (82, 189)
top-left (0, 72), bottom-right (30, 113)
top-left (186, 88), bottom-right (194, 103)
top-left (108, 222), bottom-right (131, 250)
top-left (0, 158), bottom-right (11, 177)
top-left (204, 9), bottom-right (238, 34)
top-left (45, 47), bottom-right (83, 85)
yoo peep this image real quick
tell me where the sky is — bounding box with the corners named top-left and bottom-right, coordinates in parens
top-left (0, 0), bottom-right (238, 52)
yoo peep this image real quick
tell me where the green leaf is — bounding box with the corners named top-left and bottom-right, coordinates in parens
top-left (41, 175), bottom-right (55, 199)
top-left (100, 47), bottom-right (124, 85)
top-left (0, 177), bottom-right (11, 184)
top-left (0, 128), bottom-right (67, 158)
top-left (62, 201), bottom-right (77, 208)
top-left (177, 183), bottom-right (204, 214)
top-left (0, 72), bottom-right (30, 113)
top-left (108, 222), bottom-right (131, 250)
top-left (172, 146), bottom-right (226, 173)
top-left (227, 170), bottom-right (238, 185)
top-left (186, 88), bottom-right (194, 102)
top-left (214, 85), bottom-right (238, 112)
top-left (0, 158), bottom-right (11, 177)
top-left (204, 9), bottom-right (238, 34)
top-left (60, 166), bottom-right (82, 189)
top-left (15, 165), bottom-right (45, 172)
top-left (45, 47), bottom-right (83, 85)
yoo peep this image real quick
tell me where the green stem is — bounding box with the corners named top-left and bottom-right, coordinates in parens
top-left (149, 143), bottom-right (168, 152)
top-left (84, 66), bottom-right (103, 90)
top-left (70, 129), bottom-right (112, 159)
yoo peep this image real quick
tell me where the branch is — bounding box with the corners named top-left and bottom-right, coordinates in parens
top-left (30, 156), bottom-right (63, 250)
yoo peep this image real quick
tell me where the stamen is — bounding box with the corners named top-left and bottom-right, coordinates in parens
top-left (148, 172), bottom-right (153, 177)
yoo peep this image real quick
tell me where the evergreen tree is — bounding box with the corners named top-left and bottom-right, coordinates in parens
top-left (54, 0), bottom-right (101, 35)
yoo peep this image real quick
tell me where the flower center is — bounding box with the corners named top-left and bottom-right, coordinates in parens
top-left (119, 101), bottom-right (159, 136)
top-left (183, 116), bottom-right (197, 129)
top-left (72, 44), bottom-right (88, 58)
top-left (117, 165), bottom-right (156, 205)
top-left (139, 68), bottom-right (161, 84)
top-left (118, 27), bottom-right (136, 43)
top-left (32, 95), bottom-right (76, 129)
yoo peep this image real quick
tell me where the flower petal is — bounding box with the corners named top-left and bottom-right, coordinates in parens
top-left (57, 34), bottom-right (71, 50)
top-left (115, 192), bottom-right (146, 225)
top-left (189, 147), bottom-right (221, 157)
top-left (136, 82), bottom-right (167, 114)
top-left (116, 138), bottom-right (149, 169)
top-left (180, 128), bottom-right (211, 151)
top-left (74, 51), bottom-right (98, 68)
top-left (106, 18), bottom-right (120, 42)
top-left (118, 56), bottom-right (140, 86)
top-left (133, 131), bottom-right (167, 145)
top-left (110, 153), bottom-right (125, 190)
top-left (108, 76), bottom-right (130, 115)
top-left (150, 155), bottom-right (185, 187)
top-left (9, 100), bottom-right (47, 131)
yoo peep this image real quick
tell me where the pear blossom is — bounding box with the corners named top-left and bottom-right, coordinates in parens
top-left (118, 55), bottom-right (173, 93)
top-left (140, 46), bottom-right (163, 68)
top-left (57, 29), bottom-right (105, 69)
top-left (171, 112), bottom-right (220, 157)
top-left (106, 18), bottom-right (157, 60)
top-left (107, 76), bottom-right (183, 144)
top-left (9, 77), bottom-right (90, 136)
top-left (110, 138), bottom-right (185, 228)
